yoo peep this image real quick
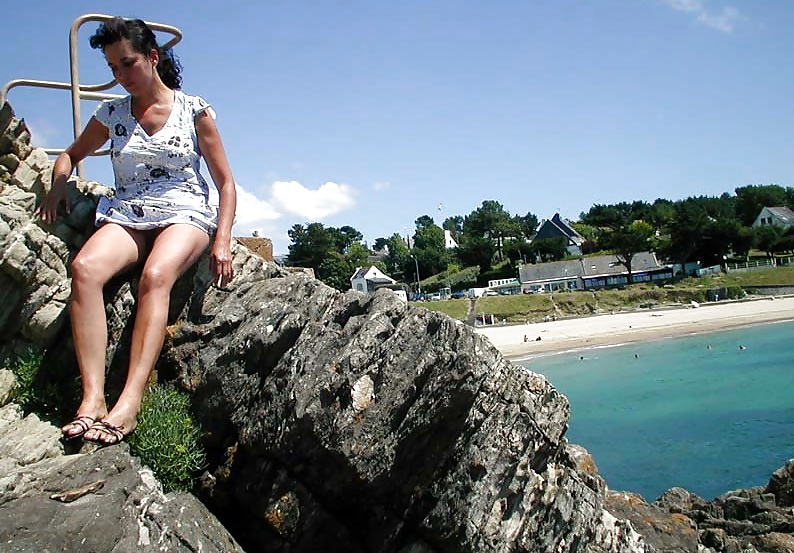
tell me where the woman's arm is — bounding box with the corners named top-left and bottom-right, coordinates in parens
top-left (195, 111), bottom-right (237, 287)
top-left (38, 117), bottom-right (109, 224)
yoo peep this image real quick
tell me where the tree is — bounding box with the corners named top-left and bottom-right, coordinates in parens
top-left (287, 222), bottom-right (368, 290)
top-left (513, 212), bottom-right (539, 240)
top-left (287, 223), bottom-right (336, 270)
top-left (383, 233), bottom-right (411, 280)
top-left (318, 252), bottom-right (354, 291)
top-left (580, 201), bottom-right (650, 228)
top-left (755, 225), bottom-right (785, 258)
top-left (460, 200), bottom-right (515, 268)
top-left (528, 237), bottom-right (567, 263)
top-left (602, 220), bottom-right (655, 283)
top-left (456, 234), bottom-right (496, 272)
top-left (503, 239), bottom-right (533, 265)
top-left (412, 215), bottom-right (449, 277)
top-left (442, 215), bottom-right (464, 238)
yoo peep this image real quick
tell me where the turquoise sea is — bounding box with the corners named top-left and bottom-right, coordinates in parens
top-left (519, 320), bottom-right (794, 501)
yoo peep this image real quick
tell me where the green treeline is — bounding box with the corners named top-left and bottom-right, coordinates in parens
top-left (287, 184), bottom-right (794, 291)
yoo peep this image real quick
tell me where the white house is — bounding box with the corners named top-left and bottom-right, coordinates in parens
top-left (753, 206), bottom-right (794, 229)
top-left (444, 229), bottom-right (459, 249)
top-left (350, 265), bottom-right (396, 293)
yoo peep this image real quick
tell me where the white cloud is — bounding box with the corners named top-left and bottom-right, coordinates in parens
top-left (659, 0), bottom-right (741, 33)
top-left (234, 184), bottom-right (281, 226)
top-left (698, 7), bottom-right (739, 33)
top-left (270, 180), bottom-right (356, 219)
top-left (373, 181), bottom-right (391, 191)
top-left (229, 179), bottom-right (358, 254)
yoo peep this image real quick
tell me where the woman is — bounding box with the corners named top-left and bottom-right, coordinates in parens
top-left (38, 17), bottom-right (237, 446)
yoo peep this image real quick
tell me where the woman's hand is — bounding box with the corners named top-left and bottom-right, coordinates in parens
top-left (210, 239), bottom-right (234, 288)
top-left (37, 184), bottom-right (70, 224)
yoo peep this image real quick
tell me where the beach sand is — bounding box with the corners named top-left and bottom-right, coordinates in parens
top-left (476, 296), bottom-right (794, 360)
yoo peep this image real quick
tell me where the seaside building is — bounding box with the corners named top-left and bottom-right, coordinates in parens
top-left (533, 213), bottom-right (586, 257)
top-left (518, 252), bottom-right (673, 292)
top-left (350, 265), bottom-right (397, 293)
top-left (752, 206), bottom-right (794, 230)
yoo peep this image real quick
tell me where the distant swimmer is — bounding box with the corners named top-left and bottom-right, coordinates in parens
top-left (634, 353), bottom-right (639, 359)
top-left (579, 356), bottom-right (585, 361)
top-left (707, 344), bottom-right (713, 350)
top-left (738, 345), bottom-right (747, 351)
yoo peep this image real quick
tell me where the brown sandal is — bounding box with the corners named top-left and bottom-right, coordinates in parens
top-left (84, 421), bottom-right (132, 446)
top-left (61, 415), bottom-right (97, 441)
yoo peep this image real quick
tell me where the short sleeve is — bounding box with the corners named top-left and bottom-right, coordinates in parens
top-left (190, 95), bottom-right (216, 120)
top-left (91, 100), bottom-right (112, 128)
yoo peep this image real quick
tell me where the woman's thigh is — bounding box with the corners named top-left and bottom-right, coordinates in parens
top-left (142, 224), bottom-right (211, 284)
top-left (72, 224), bottom-right (149, 283)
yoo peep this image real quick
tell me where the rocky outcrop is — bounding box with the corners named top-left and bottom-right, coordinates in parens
top-left (4, 96), bottom-right (794, 553)
top-left (0, 101), bottom-right (654, 552)
top-left (605, 465), bottom-right (794, 553)
top-left (0, 369), bottom-right (246, 553)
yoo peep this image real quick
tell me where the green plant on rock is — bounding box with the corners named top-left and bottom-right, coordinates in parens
top-left (128, 384), bottom-right (206, 493)
top-left (8, 349), bottom-right (42, 411)
top-left (8, 348), bottom-right (80, 418)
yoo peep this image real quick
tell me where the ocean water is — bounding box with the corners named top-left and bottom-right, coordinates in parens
top-left (519, 320), bottom-right (794, 501)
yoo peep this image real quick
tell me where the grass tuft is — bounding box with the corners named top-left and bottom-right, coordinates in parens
top-left (128, 384), bottom-right (206, 493)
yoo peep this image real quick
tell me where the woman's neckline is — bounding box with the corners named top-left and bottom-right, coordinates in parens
top-left (130, 90), bottom-right (178, 138)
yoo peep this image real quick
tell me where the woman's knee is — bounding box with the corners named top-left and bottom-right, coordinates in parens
top-left (138, 265), bottom-right (176, 294)
top-left (71, 254), bottom-right (107, 287)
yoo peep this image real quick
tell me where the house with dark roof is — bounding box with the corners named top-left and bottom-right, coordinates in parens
top-left (533, 213), bottom-right (586, 256)
top-left (518, 252), bottom-right (672, 292)
top-left (350, 265), bottom-right (396, 293)
top-left (752, 206), bottom-right (794, 230)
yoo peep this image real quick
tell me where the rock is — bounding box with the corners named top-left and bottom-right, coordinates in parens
top-left (0, 369), bottom-right (15, 407)
top-left (605, 490), bottom-right (698, 552)
top-left (0, 399), bottom-right (246, 553)
top-left (766, 459), bottom-right (794, 507)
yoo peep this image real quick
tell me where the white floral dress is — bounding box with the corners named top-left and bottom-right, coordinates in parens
top-left (91, 90), bottom-right (218, 234)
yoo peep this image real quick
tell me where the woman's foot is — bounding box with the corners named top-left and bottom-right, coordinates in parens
top-left (61, 415), bottom-right (98, 440)
top-left (61, 399), bottom-right (108, 440)
top-left (83, 420), bottom-right (135, 446)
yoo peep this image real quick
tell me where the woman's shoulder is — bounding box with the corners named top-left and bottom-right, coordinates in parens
top-left (92, 95), bottom-right (131, 126)
top-left (176, 90), bottom-right (216, 119)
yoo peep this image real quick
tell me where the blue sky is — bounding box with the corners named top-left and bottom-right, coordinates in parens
top-left (4, 1), bottom-right (794, 254)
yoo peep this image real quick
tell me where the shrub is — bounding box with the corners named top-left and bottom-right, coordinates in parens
top-left (8, 349), bottom-right (42, 412)
top-left (8, 348), bottom-right (80, 418)
top-left (128, 384), bottom-right (206, 492)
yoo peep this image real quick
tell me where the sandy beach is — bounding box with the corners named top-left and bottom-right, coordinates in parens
top-left (476, 296), bottom-right (794, 360)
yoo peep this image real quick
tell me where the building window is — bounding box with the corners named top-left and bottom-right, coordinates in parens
top-left (356, 283), bottom-right (363, 291)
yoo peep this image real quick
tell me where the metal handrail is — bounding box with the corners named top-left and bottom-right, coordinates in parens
top-left (0, 13), bottom-right (182, 177)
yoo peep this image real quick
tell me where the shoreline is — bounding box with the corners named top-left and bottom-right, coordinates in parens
top-left (475, 296), bottom-right (794, 360)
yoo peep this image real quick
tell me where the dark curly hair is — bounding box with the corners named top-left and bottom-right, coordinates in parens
top-left (89, 16), bottom-right (182, 90)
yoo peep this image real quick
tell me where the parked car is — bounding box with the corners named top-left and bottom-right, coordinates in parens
top-left (484, 290), bottom-right (499, 296)
top-left (451, 290), bottom-right (467, 299)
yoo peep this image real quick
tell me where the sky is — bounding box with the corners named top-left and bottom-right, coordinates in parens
top-left (3, 1), bottom-right (794, 254)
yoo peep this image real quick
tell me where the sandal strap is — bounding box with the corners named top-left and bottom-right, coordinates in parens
top-left (89, 421), bottom-right (126, 445)
top-left (65, 415), bottom-right (95, 433)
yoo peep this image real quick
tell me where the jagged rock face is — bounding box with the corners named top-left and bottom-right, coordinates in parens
top-left (167, 277), bottom-right (623, 552)
top-left (0, 101), bottom-right (654, 552)
top-left (0, 369), bottom-right (247, 553)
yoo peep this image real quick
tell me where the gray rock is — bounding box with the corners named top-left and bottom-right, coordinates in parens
top-left (0, 399), bottom-right (246, 553)
top-left (766, 459), bottom-right (794, 508)
top-left (0, 369), bottom-right (14, 406)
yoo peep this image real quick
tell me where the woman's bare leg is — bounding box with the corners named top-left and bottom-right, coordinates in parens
top-left (62, 224), bottom-right (147, 436)
top-left (84, 224), bottom-right (210, 442)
